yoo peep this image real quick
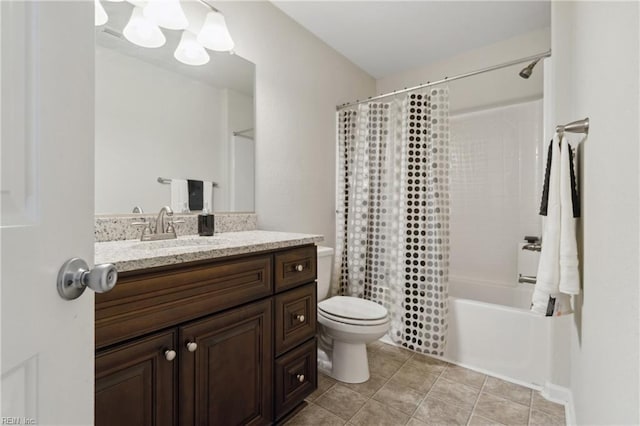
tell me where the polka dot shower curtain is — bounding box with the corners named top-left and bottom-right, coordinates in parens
top-left (333, 88), bottom-right (450, 356)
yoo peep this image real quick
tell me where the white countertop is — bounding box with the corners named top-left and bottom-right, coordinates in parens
top-left (95, 230), bottom-right (324, 272)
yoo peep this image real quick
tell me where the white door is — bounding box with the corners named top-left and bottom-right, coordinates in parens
top-left (1, 2), bottom-right (95, 425)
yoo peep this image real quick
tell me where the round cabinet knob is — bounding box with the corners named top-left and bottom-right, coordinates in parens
top-left (164, 349), bottom-right (176, 361)
top-left (295, 314), bottom-right (305, 323)
top-left (296, 374), bottom-right (305, 383)
top-left (186, 341), bottom-right (198, 352)
top-left (295, 264), bottom-right (304, 272)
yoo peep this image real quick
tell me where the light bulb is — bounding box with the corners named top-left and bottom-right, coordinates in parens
top-left (95, 0), bottom-right (108, 26)
top-left (123, 6), bottom-right (166, 48)
top-left (174, 31), bottom-right (210, 66)
top-left (144, 0), bottom-right (188, 31)
top-left (197, 11), bottom-right (234, 52)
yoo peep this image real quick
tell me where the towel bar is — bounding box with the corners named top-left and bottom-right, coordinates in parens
top-left (556, 118), bottom-right (589, 135)
top-left (157, 177), bottom-right (218, 187)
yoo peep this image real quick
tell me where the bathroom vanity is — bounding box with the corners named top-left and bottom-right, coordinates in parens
top-left (94, 231), bottom-right (322, 425)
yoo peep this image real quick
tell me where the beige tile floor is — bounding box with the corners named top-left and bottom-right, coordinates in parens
top-left (285, 341), bottom-right (566, 426)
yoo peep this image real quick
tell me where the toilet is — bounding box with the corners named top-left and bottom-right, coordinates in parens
top-left (316, 246), bottom-right (391, 384)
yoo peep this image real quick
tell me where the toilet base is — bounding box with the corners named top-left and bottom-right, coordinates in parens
top-left (329, 341), bottom-right (370, 384)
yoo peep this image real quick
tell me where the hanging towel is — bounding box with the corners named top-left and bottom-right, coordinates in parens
top-left (203, 181), bottom-right (213, 212)
top-left (531, 134), bottom-right (581, 316)
top-left (187, 179), bottom-right (204, 211)
top-left (170, 179), bottom-right (189, 213)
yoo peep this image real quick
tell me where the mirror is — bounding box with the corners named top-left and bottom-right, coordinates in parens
top-left (94, 1), bottom-right (255, 215)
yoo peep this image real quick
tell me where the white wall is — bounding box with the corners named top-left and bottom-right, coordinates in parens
top-left (225, 89), bottom-right (255, 211)
top-left (95, 46), bottom-right (229, 213)
top-left (217, 1), bottom-right (376, 247)
top-left (449, 100), bottom-right (542, 286)
top-left (377, 28), bottom-right (550, 114)
top-left (552, 2), bottom-right (639, 424)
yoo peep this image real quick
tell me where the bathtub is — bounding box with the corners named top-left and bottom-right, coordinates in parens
top-left (443, 277), bottom-right (572, 388)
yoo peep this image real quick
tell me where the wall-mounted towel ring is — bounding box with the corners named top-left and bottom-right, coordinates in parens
top-left (556, 117), bottom-right (589, 135)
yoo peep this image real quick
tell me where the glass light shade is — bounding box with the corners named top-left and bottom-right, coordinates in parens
top-left (174, 31), bottom-right (210, 66)
top-left (196, 11), bottom-right (234, 52)
top-left (143, 0), bottom-right (189, 31)
top-left (95, 0), bottom-right (108, 26)
top-left (123, 6), bottom-right (166, 49)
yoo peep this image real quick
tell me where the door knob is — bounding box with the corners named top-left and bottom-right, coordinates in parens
top-left (295, 264), bottom-right (304, 272)
top-left (164, 350), bottom-right (177, 361)
top-left (186, 341), bottom-right (198, 352)
top-left (57, 258), bottom-right (118, 300)
top-left (296, 374), bottom-right (305, 383)
top-left (294, 314), bottom-right (305, 323)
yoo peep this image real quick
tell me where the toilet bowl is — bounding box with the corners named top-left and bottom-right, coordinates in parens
top-left (316, 246), bottom-right (390, 384)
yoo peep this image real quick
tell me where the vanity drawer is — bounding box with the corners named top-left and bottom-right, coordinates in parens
top-left (96, 255), bottom-right (273, 349)
top-left (274, 283), bottom-right (317, 356)
top-left (275, 338), bottom-right (317, 419)
top-left (274, 245), bottom-right (317, 292)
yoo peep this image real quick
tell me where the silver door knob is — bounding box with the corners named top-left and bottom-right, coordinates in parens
top-left (294, 314), bottom-right (305, 323)
top-left (164, 350), bottom-right (176, 361)
top-left (57, 258), bottom-right (118, 301)
top-left (186, 341), bottom-right (198, 352)
top-left (296, 374), bottom-right (305, 383)
top-left (295, 264), bottom-right (304, 272)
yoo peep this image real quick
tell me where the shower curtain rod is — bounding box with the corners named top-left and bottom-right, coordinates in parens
top-left (336, 50), bottom-right (551, 111)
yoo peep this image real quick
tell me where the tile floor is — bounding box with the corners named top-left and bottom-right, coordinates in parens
top-left (285, 341), bottom-right (566, 426)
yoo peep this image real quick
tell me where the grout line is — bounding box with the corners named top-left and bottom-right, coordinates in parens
top-left (466, 375), bottom-right (488, 426)
top-left (528, 389), bottom-right (535, 426)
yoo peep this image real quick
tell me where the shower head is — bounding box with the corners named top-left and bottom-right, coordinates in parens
top-left (519, 58), bottom-right (541, 79)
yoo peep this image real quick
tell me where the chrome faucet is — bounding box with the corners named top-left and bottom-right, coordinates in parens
top-left (155, 206), bottom-right (173, 234)
top-left (132, 206), bottom-right (184, 241)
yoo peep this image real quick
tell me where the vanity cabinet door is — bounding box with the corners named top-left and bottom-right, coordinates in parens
top-left (179, 299), bottom-right (273, 426)
top-left (95, 330), bottom-right (176, 426)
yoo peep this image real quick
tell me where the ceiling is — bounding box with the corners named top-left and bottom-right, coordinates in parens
top-left (97, 1), bottom-right (254, 95)
top-left (272, 1), bottom-right (550, 79)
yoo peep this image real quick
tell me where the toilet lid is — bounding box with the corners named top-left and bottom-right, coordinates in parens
top-left (318, 296), bottom-right (388, 321)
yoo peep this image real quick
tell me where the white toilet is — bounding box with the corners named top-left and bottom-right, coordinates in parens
top-left (316, 246), bottom-right (390, 384)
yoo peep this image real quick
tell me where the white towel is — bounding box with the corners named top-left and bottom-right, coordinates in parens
top-left (170, 179), bottom-right (189, 213)
top-left (531, 134), bottom-right (580, 315)
top-left (531, 136), bottom-right (561, 315)
top-left (559, 137), bottom-right (580, 294)
top-left (203, 181), bottom-right (213, 213)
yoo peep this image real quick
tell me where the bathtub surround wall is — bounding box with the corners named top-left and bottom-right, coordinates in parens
top-left (94, 212), bottom-right (257, 242)
top-left (377, 28), bottom-right (549, 114)
top-left (335, 89), bottom-right (451, 356)
top-left (449, 100), bottom-right (543, 286)
top-left (551, 2), bottom-right (640, 424)
top-left (216, 1), bottom-right (376, 248)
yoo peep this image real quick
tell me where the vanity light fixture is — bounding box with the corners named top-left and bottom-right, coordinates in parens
top-left (123, 6), bottom-right (166, 48)
top-left (143, 0), bottom-right (189, 31)
top-left (95, 0), bottom-right (235, 64)
top-left (197, 9), bottom-right (234, 52)
top-left (174, 31), bottom-right (210, 66)
top-left (95, 0), bottom-right (108, 26)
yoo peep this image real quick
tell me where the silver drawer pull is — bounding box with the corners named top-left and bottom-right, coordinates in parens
top-left (294, 314), bottom-right (305, 323)
top-left (295, 264), bottom-right (304, 272)
top-left (186, 341), bottom-right (198, 352)
top-left (164, 349), bottom-right (177, 361)
top-left (296, 374), bottom-right (305, 383)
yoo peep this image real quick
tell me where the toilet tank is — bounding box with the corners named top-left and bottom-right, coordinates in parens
top-left (316, 246), bottom-right (334, 301)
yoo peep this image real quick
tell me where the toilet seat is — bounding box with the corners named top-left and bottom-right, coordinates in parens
top-left (318, 296), bottom-right (389, 326)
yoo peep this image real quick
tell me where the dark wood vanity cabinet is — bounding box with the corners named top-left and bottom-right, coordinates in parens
top-left (95, 245), bottom-right (318, 426)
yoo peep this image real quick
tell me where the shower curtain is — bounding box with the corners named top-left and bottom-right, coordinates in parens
top-left (333, 88), bottom-right (451, 356)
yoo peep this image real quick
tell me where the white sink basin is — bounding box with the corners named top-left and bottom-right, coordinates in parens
top-left (131, 237), bottom-right (226, 251)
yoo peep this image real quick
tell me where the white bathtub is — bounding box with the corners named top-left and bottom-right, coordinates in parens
top-left (443, 277), bottom-right (572, 388)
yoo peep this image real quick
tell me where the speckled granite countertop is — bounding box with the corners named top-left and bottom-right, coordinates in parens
top-left (95, 230), bottom-right (324, 273)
